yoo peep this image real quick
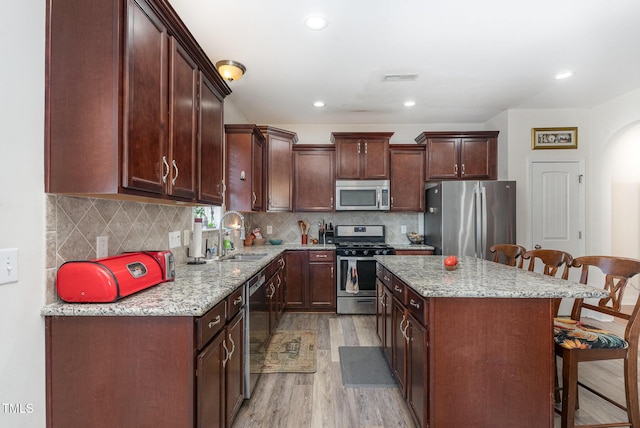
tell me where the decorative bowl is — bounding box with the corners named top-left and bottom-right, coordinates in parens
top-left (269, 239), bottom-right (283, 245)
top-left (253, 238), bottom-right (266, 246)
top-left (406, 232), bottom-right (424, 244)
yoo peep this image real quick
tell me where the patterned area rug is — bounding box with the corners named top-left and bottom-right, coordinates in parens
top-left (252, 330), bottom-right (318, 373)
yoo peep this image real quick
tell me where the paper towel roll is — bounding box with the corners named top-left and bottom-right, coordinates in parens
top-left (192, 219), bottom-right (204, 258)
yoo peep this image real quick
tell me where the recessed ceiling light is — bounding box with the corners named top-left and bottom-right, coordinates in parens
top-left (404, 100), bottom-right (416, 107)
top-left (555, 71), bottom-right (573, 80)
top-left (304, 15), bottom-right (328, 30)
top-left (313, 101), bottom-right (326, 108)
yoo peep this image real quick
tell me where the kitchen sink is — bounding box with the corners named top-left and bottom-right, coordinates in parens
top-left (220, 253), bottom-right (268, 262)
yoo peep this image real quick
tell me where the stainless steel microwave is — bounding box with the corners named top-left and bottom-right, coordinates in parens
top-left (335, 180), bottom-right (390, 211)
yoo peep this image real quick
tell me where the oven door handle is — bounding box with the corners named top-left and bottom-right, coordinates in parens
top-left (337, 256), bottom-right (379, 262)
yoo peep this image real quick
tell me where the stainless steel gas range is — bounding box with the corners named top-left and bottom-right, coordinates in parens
top-left (335, 225), bottom-right (395, 314)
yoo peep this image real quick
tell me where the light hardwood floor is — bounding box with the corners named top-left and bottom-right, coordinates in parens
top-left (233, 313), bottom-right (635, 428)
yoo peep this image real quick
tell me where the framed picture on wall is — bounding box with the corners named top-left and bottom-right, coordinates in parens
top-left (531, 127), bottom-right (578, 149)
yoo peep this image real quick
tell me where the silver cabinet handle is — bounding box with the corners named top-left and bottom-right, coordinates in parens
top-left (171, 159), bottom-right (178, 185)
top-left (279, 258), bottom-right (285, 268)
top-left (391, 196), bottom-right (394, 208)
top-left (222, 339), bottom-right (230, 368)
top-left (357, 142), bottom-right (361, 154)
top-left (162, 156), bottom-right (170, 183)
top-left (233, 296), bottom-right (242, 306)
top-left (330, 197), bottom-right (333, 208)
top-left (227, 333), bottom-right (235, 359)
top-left (383, 275), bottom-right (390, 281)
top-left (454, 164), bottom-right (458, 175)
top-left (315, 254), bottom-right (328, 258)
top-left (252, 192), bottom-right (257, 206)
top-left (208, 315), bottom-right (221, 329)
top-left (331, 266), bottom-right (334, 278)
top-left (394, 285), bottom-right (402, 293)
top-left (409, 299), bottom-right (420, 309)
top-left (364, 142), bottom-right (368, 154)
top-left (461, 163), bottom-right (465, 176)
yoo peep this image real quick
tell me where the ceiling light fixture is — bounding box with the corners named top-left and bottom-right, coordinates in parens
top-left (404, 100), bottom-right (416, 107)
top-left (304, 15), bottom-right (328, 30)
top-left (313, 101), bottom-right (326, 108)
top-left (555, 71), bottom-right (573, 80)
top-left (215, 60), bottom-right (246, 81)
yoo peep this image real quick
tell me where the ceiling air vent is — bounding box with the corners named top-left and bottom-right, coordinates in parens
top-left (382, 74), bottom-right (418, 82)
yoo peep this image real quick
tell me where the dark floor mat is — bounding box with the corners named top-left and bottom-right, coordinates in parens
top-left (338, 346), bottom-right (398, 388)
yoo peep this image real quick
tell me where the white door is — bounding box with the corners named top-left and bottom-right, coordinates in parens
top-left (531, 161), bottom-right (585, 314)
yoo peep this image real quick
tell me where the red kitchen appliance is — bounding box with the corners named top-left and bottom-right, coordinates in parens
top-left (56, 251), bottom-right (175, 303)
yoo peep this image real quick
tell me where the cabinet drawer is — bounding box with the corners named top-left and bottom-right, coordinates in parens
top-left (227, 286), bottom-right (244, 320)
top-left (309, 251), bottom-right (334, 262)
top-left (196, 301), bottom-right (226, 350)
top-left (391, 276), bottom-right (406, 303)
top-left (377, 264), bottom-right (392, 288)
top-left (406, 287), bottom-right (428, 326)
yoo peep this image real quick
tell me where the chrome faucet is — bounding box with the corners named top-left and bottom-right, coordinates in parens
top-left (218, 210), bottom-right (246, 257)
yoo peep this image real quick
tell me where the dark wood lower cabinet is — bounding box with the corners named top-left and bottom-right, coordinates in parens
top-left (46, 289), bottom-right (245, 428)
top-left (377, 263), bottom-right (554, 428)
top-left (285, 250), bottom-right (336, 311)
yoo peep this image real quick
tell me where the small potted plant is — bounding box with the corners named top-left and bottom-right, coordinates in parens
top-left (194, 207), bottom-right (208, 227)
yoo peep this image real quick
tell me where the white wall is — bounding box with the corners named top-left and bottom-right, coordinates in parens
top-left (0, 1), bottom-right (46, 426)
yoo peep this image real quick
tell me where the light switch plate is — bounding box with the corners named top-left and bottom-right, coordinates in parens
top-left (266, 225), bottom-right (273, 235)
top-left (401, 225), bottom-right (407, 233)
top-left (0, 248), bottom-right (18, 285)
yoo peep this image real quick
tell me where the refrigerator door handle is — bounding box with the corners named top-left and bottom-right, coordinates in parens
top-left (475, 186), bottom-right (483, 258)
top-left (481, 186), bottom-right (488, 259)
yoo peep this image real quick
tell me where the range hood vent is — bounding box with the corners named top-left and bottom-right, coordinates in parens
top-left (382, 73), bottom-right (418, 82)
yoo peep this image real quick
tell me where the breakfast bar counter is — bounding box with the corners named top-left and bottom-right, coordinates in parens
top-left (374, 255), bottom-right (607, 428)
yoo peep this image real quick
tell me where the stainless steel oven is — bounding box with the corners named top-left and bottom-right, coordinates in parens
top-left (335, 225), bottom-right (395, 314)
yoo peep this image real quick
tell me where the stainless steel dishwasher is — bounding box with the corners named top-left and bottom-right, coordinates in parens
top-left (244, 269), bottom-right (267, 398)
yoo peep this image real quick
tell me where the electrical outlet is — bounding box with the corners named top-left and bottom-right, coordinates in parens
top-left (183, 230), bottom-right (190, 246)
top-left (266, 225), bottom-right (273, 235)
top-left (401, 225), bottom-right (407, 233)
top-left (168, 231), bottom-right (181, 249)
top-left (96, 236), bottom-right (108, 258)
top-left (0, 248), bottom-right (18, 285)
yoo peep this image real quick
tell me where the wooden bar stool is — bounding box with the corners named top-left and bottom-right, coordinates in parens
top-left (554, 255), bottom-right (640, 428)
top-left (521, 248), bottom-right (573, 316)
top-left (489, 244), bottom-right (527, 268)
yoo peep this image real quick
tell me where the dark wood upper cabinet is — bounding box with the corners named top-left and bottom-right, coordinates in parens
top-left (331, 132), bottom-right (393, 180)
top-left (258, 126), bottom-right (298, 212)
top-left (225, 125), bottom-right (265, 212)
top-left (415, 131), bottom-right (498, 180)
top-left (198, 73), bottom-right (224, 205)
top-left (389, 145), bottom-right (425, 212)
top-left (45, 0), bottom-right (230, 203)
top-left (293, 145), bottom-right (335, 212)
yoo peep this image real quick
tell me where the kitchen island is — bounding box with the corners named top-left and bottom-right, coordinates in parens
top-left (374, 255), bottom-right (608, 428)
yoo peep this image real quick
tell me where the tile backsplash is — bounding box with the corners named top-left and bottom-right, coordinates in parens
top-left (45, 194), bottom-right (422, 303)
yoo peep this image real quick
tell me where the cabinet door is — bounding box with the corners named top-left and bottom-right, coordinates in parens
top-left (197, 331), bottom-right (225, 428)
top-left (252, 138), bottom-right (264, 211)
top-left (284, 251), bottom-right (308, 308)
top-left (407, 313), bottom-right (428, 428)
top-left (225, 311), bottom-right (245, 427)
top-left (390, 147), bottom-right (425, 211)
top-left (391, 298), bottom-right (407, 397)
top-left (376, 280), bottom-right (386, 343)
top-left (425, 137), bottom-right (458, 180)
top-left (309, 261), bottom-right (336, 309)
top-left (362, 138), bottom-right (390, 179)
top-left (293, 149), bottom-right (335, 212)
top-left (335, 140), bottom-right (362, 179)
top-left (168, 38), bottom-right (198, 199)
top-left (459, 137), bottom-right (496, 179)
top-left (267, 134), bottom-right (293, 211)
top-left (198, 73), bottom-right (224, 204)
top-left (124, 0), bottom-right (168, 194)
top-left (383, 285), bottom-right (394, 363)
top-left (226, 128), bottom-right (252, 211)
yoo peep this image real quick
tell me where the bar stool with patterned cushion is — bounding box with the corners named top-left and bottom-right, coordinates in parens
top-left (554, 255), bottom-right (640, 428)
top-left (489, 244), bottom-right (527, 268)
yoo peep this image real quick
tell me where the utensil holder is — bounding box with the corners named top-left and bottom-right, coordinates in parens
top-left (301, 234), bottom-right (308, 244)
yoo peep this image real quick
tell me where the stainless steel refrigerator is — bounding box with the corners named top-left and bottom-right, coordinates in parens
top-left (424, 181), bottom-right (516, 260)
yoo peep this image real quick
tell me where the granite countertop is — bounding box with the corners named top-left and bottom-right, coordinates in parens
top-left (375, 255), bottom-right (609, 299)
top-left (41, 244), bottom-right (335, 317)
